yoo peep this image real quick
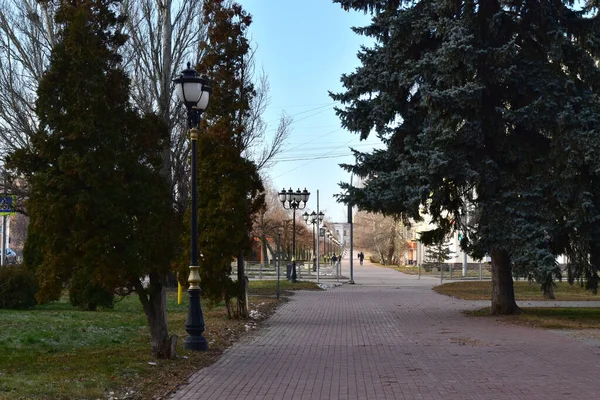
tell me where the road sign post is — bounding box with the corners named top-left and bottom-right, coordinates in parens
top-left (0, 195), bottom-right (15, 266)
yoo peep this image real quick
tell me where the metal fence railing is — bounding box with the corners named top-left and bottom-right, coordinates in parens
top-left (234, 261), bottom-right (344, 280)
top-left (399, 262), bottom-right (492, 281)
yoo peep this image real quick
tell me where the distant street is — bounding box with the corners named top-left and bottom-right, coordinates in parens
top-left (171, 255), bottom-right (600, 400)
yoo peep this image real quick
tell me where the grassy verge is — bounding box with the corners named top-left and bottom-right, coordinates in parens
top-left (434, 281), bottom-right (600, 301)
top-left (248, 279), bottom-right (322, 296)
top-left (0, 280), bottom-right (320, 400)
top-left (439, 281), bottom-right (600, 332)
top-left (466, 307), bottom-right (600, 330)
top-left (391, 265), bottom-right (493, 278)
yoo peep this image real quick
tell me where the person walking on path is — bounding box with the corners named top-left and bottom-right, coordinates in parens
top-left (358, 251), bottom-right (364, 266)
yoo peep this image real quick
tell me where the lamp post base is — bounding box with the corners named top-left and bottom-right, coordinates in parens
top-left (184, 335), bottom-right (208, 351)
top-left (348, 280), bottom-right (355, 285)
top-left (184, 288), bottom-right (208, 351)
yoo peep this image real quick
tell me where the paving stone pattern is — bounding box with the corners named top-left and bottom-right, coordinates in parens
top-left (171, 263), bottom-right (600, 400)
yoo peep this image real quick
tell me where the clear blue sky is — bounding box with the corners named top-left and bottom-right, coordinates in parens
top-left (238, 0), bottom-right (382, 222)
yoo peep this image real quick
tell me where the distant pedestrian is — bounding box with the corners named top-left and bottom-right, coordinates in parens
top-left (358, 252), bottom-right (364, 266)
top-left (332, 254), bottom-right (337, 264)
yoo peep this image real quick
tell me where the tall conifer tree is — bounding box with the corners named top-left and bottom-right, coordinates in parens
top-left (178, 0), bottom-right (264, 317)
top-left (334, 0), bottom-right (600, 313)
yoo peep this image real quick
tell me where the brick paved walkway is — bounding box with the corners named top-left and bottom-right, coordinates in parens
top-left (170, 260), bottom-right (600, 400)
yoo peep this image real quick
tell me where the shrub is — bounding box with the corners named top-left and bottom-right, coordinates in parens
top-left (0, 264), bottom-right (39, 309)
top-left (69, 271), bottom-right (114, 311)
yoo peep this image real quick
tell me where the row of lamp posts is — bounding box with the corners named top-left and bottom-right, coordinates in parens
top-left (279, 189), bottom-right (342, 279)
top-left (323, 227), bottom-right (341, 262)
top-left (278, 188), bottom-right (310, 283)
top-left (304, 211), bottom-right (324, 272)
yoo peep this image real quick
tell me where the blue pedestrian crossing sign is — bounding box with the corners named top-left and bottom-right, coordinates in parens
top-left (0, 195), bottom-right (15, 216)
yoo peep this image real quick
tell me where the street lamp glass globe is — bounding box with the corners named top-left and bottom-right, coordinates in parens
top-left (286, 188), bottom-right (293, 203)
top-left (303, 212), bottom-right (309, 222)
top-left (174, 63), bottom-right (204, 108)
top-left (278, 188), bottom-right (287, 203)
top-left (195, 87), bottom-right (211, 111)
top-left (195, 75), bottom-right (212, 111)
top-left (292, 188), bottom-right (302, 203)
top-left (301, 188), bottom-right (310, 203)
top-left (318, 211), bottom-right (324, 222)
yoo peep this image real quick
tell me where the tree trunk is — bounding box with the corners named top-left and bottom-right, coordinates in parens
top-left (542, 281), bottom-right (555, 300)
top-left (159, 0), bottom-right (174, 192)
top-left (136, 274), bottom-right (176, 359)
top-left (237, 253), bottom-right (248, 318)
top-left (589, 246), bottom-right (600, 294)
top-left (265, 240), bottom-right (276, 264)
top-left (490, 248), bottom-right (521, 315)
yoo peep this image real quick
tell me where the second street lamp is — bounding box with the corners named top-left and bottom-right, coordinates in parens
top-left (174, 63), bottom-right (211, 351)
top-left (279, 187), bottom-right (310, 283)
top-left (304, 211), bottom-right (324, 272)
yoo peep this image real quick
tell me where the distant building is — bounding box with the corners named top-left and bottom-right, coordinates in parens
top-left (329, 222), bottom-right (350, 251)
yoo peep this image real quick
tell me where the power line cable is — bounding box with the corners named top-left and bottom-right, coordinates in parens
top-left (264, 102), bottom-right (338, 125)
top-left (272, 138), bottom-right (357, 179)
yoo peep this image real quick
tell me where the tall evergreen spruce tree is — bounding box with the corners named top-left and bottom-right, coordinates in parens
top-left (7, 0), bottom-right (177, 357)
top-left (179, 0), bottom-right (264, 318)
top-left (334, 0), bottom-right (600, 313)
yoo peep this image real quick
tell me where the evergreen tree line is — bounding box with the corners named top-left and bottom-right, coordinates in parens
top-left (334, 0), bottom-right (600, 313)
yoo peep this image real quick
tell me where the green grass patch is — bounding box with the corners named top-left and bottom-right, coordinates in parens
top-left (466, 307), bottom-right (600, 330)
top-left (0, 291), bottom-right (278, 399)
top-left (434, 281), bottom-right (600, 301)
top-left (248, 280), bottom-right (322, 296)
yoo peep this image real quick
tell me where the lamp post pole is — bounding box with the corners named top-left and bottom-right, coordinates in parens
top-left (174, 63), bottom-right (212, 351)
top-left (277, 232), bottom-right (281, 300)
top-left (323, 225), bottom-right (328, 265)
top-left (279, 188), bottom-right (310, 283)
top-left (326, 230), bottom-right (332, 264)
top-left (322, 224), bottom-right (328, 264)
top-left (292, 207), bottom-right (297, 280)
top-left (312, 220), bottom-right (316, 270)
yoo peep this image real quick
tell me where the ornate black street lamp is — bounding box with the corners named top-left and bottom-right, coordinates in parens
top-left (279, 187), bottom-right (310, 282)
top-left (174, 63), bottom-right (212, 351)
top-left (303, 211), bottom-right (324, 272)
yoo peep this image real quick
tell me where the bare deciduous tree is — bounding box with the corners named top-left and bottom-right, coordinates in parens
top-left (354, 211), bottom-right (407, 265)
top-left (0, 0), bottom-right (55, 154)
top-left (0, 0), bottom-right (57, 211)
top-left (120, 0), bottom-right (206, 213)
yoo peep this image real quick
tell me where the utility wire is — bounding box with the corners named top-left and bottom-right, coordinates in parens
top-left (264, 102), bottom-right (338, 125)
top-left (272, 138), bottom-right (357, 179)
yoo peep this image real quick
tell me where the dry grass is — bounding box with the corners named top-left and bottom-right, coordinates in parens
top-left (439, 281), bottom-right (600, 332)
top-left (433, 281), bottom-right (600, 301)
top-left (466, 307), bottom-right (600, 330)
top-left (0, 280), bottom-right (320, 399)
